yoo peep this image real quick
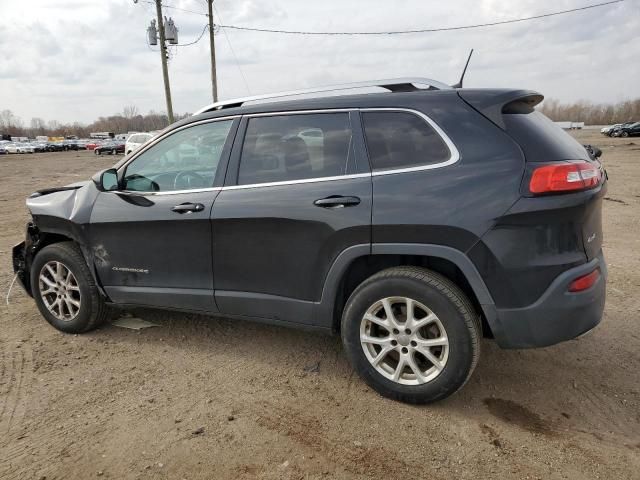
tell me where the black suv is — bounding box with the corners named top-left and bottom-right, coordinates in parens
top-left (12, 79), bottom-right (607, 403)
top-left (612, 121), bottom-right (640, 137)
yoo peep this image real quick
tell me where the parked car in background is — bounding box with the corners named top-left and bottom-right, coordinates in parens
top-left (5, 143), bottom-right (31, 154)
top-left (12, 78), bottom-right (607, 404)
top-left (601, 122), bottom-right (634, 136)
top-left (125, 133), bottom-right (154, 155)
top-left (94, 141), bottom-right (125, 155)
top-left (45, 142), bottom-right (65, 152)
top-left (62, 140), bottom-right (78, 151)
top-left (85, 141), bottom-right (102, 151)
top-left (610, 122), bottom-right (640, 137)
top-left (31, 143), bottom-right (48, 153)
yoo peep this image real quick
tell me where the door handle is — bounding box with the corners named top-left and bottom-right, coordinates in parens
top-left (314, 196), bottom-right (361, 209)
top-left (171, 202), bottom-right (205, 214)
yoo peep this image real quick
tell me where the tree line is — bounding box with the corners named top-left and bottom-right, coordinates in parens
top-left (0, 105), bottom-right (189, 138)
top-left (2, 98), bottom-right (639, 139)
top-left (539, 98), bottom-right (640, 125)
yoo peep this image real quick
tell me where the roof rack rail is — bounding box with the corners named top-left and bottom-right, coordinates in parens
top-left (193, 77), bottom-right (451, 115)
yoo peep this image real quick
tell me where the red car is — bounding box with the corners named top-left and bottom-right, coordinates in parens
top-left (85, 141), bottom-right (101, 151)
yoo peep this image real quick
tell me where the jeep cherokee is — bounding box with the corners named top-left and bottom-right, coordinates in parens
top-left (12, 78), bottom-right (607, 403)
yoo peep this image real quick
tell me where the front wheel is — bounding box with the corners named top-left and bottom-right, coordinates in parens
top-left (341, 267), bottom-right (481, 404)
top-left (621, 131), bottom-right (629, 138)
top-left (95, 149), bottom-right (101, 155)
top-left (31, 242), bottom-right (109, 334)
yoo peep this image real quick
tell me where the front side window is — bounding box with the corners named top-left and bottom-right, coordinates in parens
top-left (238, 113), bottom-right (352, 185)
top-left (123, 120), bottom-right (233, 192)
top-left (362, 111), bottom-right (451, 172)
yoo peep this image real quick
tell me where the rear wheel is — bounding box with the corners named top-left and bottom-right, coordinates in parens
top-left (111, 149), bottom-right (116, 155)
top-left (341, 266), bottom-right (481, 404)
top-left (621, 131), bottom-right (629, 138)
top-left (31, 242), bottom-right (109, 333)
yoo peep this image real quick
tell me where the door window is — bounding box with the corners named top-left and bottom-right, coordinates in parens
top-left (238, 113), bottom-right (353, 185)
top-left (123, 120), bottom-right (233, 192)
top-left (362, 111), bottom-right (451, 171)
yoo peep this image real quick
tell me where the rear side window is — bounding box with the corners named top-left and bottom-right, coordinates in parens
top-left (362, 111), bottom-right (451, 171)
top-left (238, 113), bottom-right (352, 185)
top-left (503, 111), bottom-right (590, 162)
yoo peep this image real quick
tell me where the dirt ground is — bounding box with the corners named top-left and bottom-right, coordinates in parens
top-left (1, 130), bottom-right (639, 480)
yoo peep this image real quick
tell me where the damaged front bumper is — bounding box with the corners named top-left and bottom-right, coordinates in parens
top-left (11, 223), bottom-right (40, 297)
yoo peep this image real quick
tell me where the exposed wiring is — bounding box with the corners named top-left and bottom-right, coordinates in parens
top-left (5, 273), bottom-right (18, 306)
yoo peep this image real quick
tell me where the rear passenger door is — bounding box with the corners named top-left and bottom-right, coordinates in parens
top-left (211, 110), bottom-right (372, 325)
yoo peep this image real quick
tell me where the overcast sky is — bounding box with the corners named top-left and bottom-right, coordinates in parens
top-left (0, 0), bottom-right (638, 125)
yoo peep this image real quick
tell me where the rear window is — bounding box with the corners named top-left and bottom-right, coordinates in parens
top-left (503, 111), bottom-right (590, 162)
top-left (362, 111), bottom-right (450, 172)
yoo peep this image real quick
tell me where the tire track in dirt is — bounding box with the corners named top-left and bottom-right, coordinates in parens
top-left (572, 381), bottom-right (640, 443)
top-left (254, 402), bottom-right (438, 480)
top-left (0, 345), bottom-right (39, 480)
top-left (0, 346), bottom-right (33, 439)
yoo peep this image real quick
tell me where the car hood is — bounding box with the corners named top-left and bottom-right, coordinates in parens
top-left (26, 180), bottom-right (98, 223)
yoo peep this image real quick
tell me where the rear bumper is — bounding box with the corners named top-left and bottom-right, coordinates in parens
top-left (491, 251), bottom-right (606, 348)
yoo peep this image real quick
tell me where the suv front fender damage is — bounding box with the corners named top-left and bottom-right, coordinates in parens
top-left (12, 181), bottom-right (106, 298)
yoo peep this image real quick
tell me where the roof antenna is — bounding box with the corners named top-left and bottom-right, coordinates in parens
top-left (452, 49), bottom-right (474, 89)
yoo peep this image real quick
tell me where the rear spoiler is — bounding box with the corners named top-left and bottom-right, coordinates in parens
top-left (458, 89), bottom-right (544, 130)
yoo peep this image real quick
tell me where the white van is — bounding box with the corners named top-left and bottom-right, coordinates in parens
top-left (125, 133), bottom-right (154, 155)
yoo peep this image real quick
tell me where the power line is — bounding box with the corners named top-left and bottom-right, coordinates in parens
top-left (138, 0), bottom-right (625, 35)
top-left (173, 23), bottom-right (209, 46)
top-left (212, 3), bottom-right (252, 95)
top-left (221, 0), bottom-right (625, 35)
top-left (138, 0), bottom-right (208, 16)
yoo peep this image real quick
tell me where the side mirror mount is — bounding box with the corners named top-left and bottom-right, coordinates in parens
top-left (92, 168), bottom-right (120, 192)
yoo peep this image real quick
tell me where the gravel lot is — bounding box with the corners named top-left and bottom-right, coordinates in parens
top-left (1, 130), bottom-right (639, 479)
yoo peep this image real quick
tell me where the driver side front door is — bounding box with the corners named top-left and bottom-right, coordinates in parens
top-left (89, 118), bottom-right (238, 312)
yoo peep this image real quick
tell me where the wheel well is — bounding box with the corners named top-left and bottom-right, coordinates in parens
top-left (332, 254), bottom-right (493, 338)
top-left (35, 232), bottom-right (75, 252)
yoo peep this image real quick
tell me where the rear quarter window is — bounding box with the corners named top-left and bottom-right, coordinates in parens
top-left (503, 111), bottom-right (590, 162)
top-left (362, 111), bottom-right (451, 172)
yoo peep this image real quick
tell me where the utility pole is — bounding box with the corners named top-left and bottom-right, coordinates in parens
top-left (207, 0), bottom-right (218, 102)
top-left (154, 0), bottom-right (174, 123)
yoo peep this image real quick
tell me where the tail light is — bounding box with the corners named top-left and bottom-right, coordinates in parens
top-left (529, 161), bottom-right (601, 194)
top-left (568, 269), bottom-right (600, 292)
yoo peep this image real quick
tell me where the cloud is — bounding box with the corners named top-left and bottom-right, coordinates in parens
top-left (0, 0), bottom-right (637, 124)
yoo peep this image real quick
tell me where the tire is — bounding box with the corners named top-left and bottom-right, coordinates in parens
top-left (621, 131), bottom-right (629, 138)
top-left (95, 149), bottom-right (101, 155)
top-left (341, 266), bottom-right (481, 404)
top-left (30, 242), bottom-right (109, 334)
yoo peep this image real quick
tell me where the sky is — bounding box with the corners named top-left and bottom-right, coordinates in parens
top-left (0, 0), bottom-right (638, 125)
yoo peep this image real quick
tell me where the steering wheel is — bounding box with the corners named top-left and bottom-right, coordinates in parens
top-left (173, 171), bottom-right (207, 190)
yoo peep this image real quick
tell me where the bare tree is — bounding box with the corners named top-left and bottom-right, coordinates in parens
top-left (123, 105), bottom-right (139, 119)
top-left (30, 117), bottom-right (46, 135)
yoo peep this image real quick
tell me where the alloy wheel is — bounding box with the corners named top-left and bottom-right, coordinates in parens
top-left (38, 261), bottom-right (81, 321)
top-left (360, 297), bottom-right (449, 385)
